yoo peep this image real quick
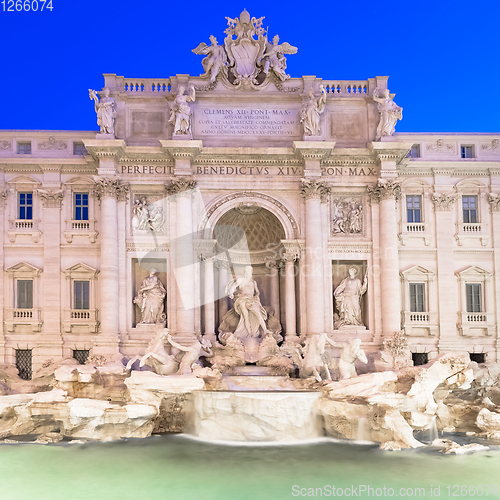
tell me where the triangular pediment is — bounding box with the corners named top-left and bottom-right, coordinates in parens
top-left (401, 265), bottom-right (434, 277)
top-left (63, 262), bottom-right (99, 277)
top-left (6, 261), bottom-right (42, 276)
top-left (456, 265), bottom-right (491, 278)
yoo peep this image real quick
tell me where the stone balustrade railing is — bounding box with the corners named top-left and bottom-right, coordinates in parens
top-left (323, 81), bottom-right (370, 96)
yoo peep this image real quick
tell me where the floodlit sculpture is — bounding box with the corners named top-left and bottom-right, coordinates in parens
top-left (192, 35), bottom-right (228, 83)
top-left (262, 35), bottom-right (297, 81)
top-left (303, 332), bottom-right (338, 382)
top-left (331, 199), bottom-right (363, 234)
top-left (338, 339), bottom-right (368, 379)
top-left (88, 87), bottom-right (117, 136)
top-left (300, 85), bottom-right (327, 136)
top-left (134, 269), bottom-right (167, 325)
top-left (169, 85), bottom-right (196, 136)
top-left (373, 87), bottom-right (403, 140)
top-left (334, 267), bottom-right (367, 327)
top-left (132, 198), bottom-right (164, 233)
top-left (167, 334), bottom-right (212, 375)
top-left (126, 330), bottom-right (178, 376)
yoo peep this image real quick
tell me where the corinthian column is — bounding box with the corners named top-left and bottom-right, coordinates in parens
top-left (94, 178), bottom-right (126, 354)
top-left (282, 252), bottom-right (298, 339)
top-left (368, 179), bottom-right (401, 337)
top-left (116, 184), bottom-right (130, 336)
top-left (166, 178), bottom-right (197, 339)
top-left (489, 193), bottom-right (500, 360)
top-left (301, 179), bottom-right (329, 335)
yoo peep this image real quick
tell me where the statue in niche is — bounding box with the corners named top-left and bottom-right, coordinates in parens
top-left (132, 198), bottom-right (165, 233)
top-left (300, 85), bottom-right (327, 136)
top-left (166, 334), bottom-right (212, 375)
top-left (334, 267), bottom-right (367, 327)
top-left (303, 332), bottom-right (338, 382)
top-left (134, 269), bottom-right (167, 325)
top-left (373, 88), bottom-right (403, 140)
top-left (331, 199), bottom-right (363, 235)
top-left (338, 339), bottom-right (368, 380)
top-left (262, 35), bottom-right (297, 82)
top-left (88, 88), bottom-right (117, 136)
top-left (192, 35), bottom-right (228, 83)
top-left (169, 85), bottom-right (196, 136)
top-left (126, 330), bottom-right (178, 376)
top-left (218, 265), bottom-right (282, 362)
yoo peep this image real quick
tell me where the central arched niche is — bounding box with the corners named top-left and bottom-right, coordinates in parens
top-left (212, 204), bottom-right (286, 332)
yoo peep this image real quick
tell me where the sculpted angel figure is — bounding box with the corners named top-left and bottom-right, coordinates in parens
top-left (89, 88), bottom-right (117, 135)
top-left (169, 85), bottom-right (196, 136)
top-left (334, 267), bottom-right (367, 327)
top-left (373, 88), bottom-right (403, 140)
top-left (300, 85), bottom-right (327, 136)
top-left (133, 269), bottom-right (167, 325)
top-left (192, 35), bottom-right (228, 83)
top-left (262, 35), bottom-right (297, 81)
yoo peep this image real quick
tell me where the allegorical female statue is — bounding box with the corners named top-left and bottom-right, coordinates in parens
top-left (169, 85), bottom-right (196, 136)
top-left (300, 84), bottom-right (327, 136)
top-left (134, 269), bottom-right (167, 325)
top-left (334, 267), bottom-right (368, 327)
top-left (88, 88), bottom-right (117, 136)
top-left (373, 87), bottom-right (403, 140)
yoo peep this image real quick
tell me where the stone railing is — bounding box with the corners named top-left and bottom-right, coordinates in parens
top-left (9, 219), bottom-right (38, 231)
top-left (64, 220), bottom-right (98, 244)
top-left (322, 80), bottom-right (371, 96)
top-left (63, 309), bottom-right (99, 333)
top-left (404, 222), bottom-right (426, 233)
top-left (459, 223), bottom-right (482, 233)
top-left (5, 308), bottom-right (43, 332)
top-left (462, 312), bottom-right (488, 323)
top-left (104, 74), bottom-right (172, 94)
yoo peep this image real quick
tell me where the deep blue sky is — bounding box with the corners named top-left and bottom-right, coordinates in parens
top-left (1, 0), bottom-right (499, 133)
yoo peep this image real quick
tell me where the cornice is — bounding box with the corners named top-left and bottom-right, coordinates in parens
top-left (83, 140), bottom-right (126, 163)
top-left (369, 142), bottom-right (413, 165)
top-left (160, 140), bottom-right (202, 161)
top-left (293, 141), bottom-right (336, 163)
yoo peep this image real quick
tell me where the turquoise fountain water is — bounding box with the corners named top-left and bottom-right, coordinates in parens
top-left (0, 435), bottom-right (499, 500)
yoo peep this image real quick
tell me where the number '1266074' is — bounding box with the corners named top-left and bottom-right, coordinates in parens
top-left (1, 0), bottom-right (53, 11)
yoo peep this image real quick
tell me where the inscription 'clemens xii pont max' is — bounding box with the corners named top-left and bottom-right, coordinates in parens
top-left (195, 108), bottom-right (298, 136)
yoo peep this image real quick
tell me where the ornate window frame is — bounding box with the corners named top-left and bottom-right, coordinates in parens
top-left (62, 263), bottom-right (99, 333)
top-left (455, 180), bottom-right (488, 246)
top-left (398, 179), bottom-right (432, 246)
top-left (62, 177), bottom-right (98, 243)
top-left (400, 265), bottom-right (438, 336)
top-left (456, 266), bottom-right (494, 337)
top-left (5, 262), bottom-right (43, 332)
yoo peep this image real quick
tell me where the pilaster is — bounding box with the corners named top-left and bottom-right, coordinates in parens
top-left (488, 193), bottom-right (500, 360)
top-left (0, 175), bottom-right (6, 361)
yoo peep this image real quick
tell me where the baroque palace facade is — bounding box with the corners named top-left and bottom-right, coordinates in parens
top-left (1, 10), bottom-right (500, 377)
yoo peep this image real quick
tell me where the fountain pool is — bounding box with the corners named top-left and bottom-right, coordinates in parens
top-left (0, 435), bottom-right (498, 500)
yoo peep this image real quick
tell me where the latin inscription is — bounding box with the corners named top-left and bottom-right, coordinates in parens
top-left (195, 108), bottom-right (299, 136)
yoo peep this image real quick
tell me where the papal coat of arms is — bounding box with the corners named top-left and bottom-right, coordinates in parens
top-left (192, 9), bottom-right (297, 89)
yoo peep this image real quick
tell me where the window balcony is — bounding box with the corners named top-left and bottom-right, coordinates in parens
top-left (398, 222), bottom-right (431, 246)
top-left (458, 311), bottom-right (495, 336)
top-left (7, 219), bottom-right (41, 243)
top-left (5, 308), bottom-right (42, 332)
top-left (455, 223), bottom-right (488, 246)
top-left (64, 219), bottom-right (98, 243)
top-left (62, 308), bottom-right (99, 333)
top-left (401, 310), bottom-right (438, 336)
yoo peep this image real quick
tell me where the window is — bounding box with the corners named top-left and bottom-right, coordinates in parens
top-left (17, 279), bottom-right (33, 309)
top-left (73, 142), bottom-right (87, 155)
top-left (74, 281), bottom-right (90, 309)
top-left (17, 142), bottom-right (31, 155)
top-left (462, 195), bottom-right (478, 223)
top-left (461, 145), bottom-right (474, 158)
top-left (74, 193), bottom-right (89, 220)
top-left (409, 283), bottom-right (425, 312)
top-left (406, 195), bottom-right (422, 223)
top-left (16, 349), bottom-right (32, 380)
top-left (412, 352), bottom-right (428, 366)
top-left (73, 349), bottom-right (90, 365)
top-left (469, 353), bottom-right (485, 364)
top-left (408, 144), bottom-right (420, 158)
top-left (18, 192), bottom-right (33, 220)
top-left (466, 283), bottom-right (482, 312)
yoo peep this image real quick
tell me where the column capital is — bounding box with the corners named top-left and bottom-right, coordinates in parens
top-left (489, 193), bottom-right (500, 212)
top-left (165, 177), bottom-right (197, 199)
top-left (300, 178), bottom-right (330, 201)
top-left (367, 179), bottom-right (401, 202)
top-left (281, 239), bottom-right (301, 261)
top-left (432, 192), bottom-right (456, 211)
top-left (93, 177), bottom-right (127, 200)
top-left (116, 182), bottom-right (130, 202)
top-left (214, 259), bottom-right (231, 270)
top-left (36, 188), bottom-right (64, 208)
